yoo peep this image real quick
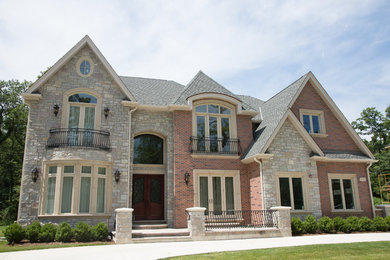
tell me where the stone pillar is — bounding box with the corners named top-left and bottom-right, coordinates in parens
top-left (114, 208), bottom-right (133, 244)
top-left (271, 206), bottom-right (292, 237)
top-left (186, 207), bottom-right (206, 240)
top-left (376, 205), bottom-right (390, 217)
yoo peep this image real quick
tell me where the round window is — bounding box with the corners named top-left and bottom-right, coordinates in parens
top-left (80, 60), bottom-right (91, 75)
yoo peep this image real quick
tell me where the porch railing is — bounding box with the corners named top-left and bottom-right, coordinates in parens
top-left (190, 137), bottom-right (241, 155)
top-left (205, 210), bottom-right (278, 230)
top-left (47, 128), bottom-right (110, 150)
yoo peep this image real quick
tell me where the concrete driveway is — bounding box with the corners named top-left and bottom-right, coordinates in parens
top-left (0, 233), bottom-right (389, 260)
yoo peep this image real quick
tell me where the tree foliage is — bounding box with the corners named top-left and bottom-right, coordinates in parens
top-left (352, 106), bottom-right (390, 199)
top-left (0, 80), bottom-right (30, 223)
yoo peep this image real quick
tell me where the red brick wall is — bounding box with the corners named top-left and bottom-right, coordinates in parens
top-left (291, 83), bottom-right (360, 152)
top-left (248, 162), bottom-right (262, 210)
top-left (317, 161), bottom-right (373, 218)
top-left (173, 111), bottom-right (254, 228)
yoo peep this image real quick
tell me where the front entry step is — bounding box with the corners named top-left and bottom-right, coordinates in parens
top-left (133, 220), bottom-right (168, 229)
top-left (132, 228), bottom-right (190, 238)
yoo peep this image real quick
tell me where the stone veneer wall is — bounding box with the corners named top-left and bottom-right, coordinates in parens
top-left (262, 119), bottom-right (322, 218)
top-left (18, 45), bottom-right (131, 228)
top-left (173, 111), bottom-right (253, 228)
top-left (130, 110), bottom-right (175, 227)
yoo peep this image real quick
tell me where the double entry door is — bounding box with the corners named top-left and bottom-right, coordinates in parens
top-left (132, 174), bottom-right (164, 220)
top-left (199, 175), bottom-right (236, 214)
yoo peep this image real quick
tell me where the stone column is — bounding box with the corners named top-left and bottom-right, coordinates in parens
top-left (114, 208), bottom-right (134, 244)
top-left (271, 206), bottom-right (292, 237)
top-left (376, 205), bottom-right (390, 217)
top-left (186, 207), bottom-right (206, 240)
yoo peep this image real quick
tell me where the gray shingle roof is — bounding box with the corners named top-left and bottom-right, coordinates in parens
top-left (323, 151), bottom-right (371, 160)
top-left (236, 95), bottom-right (265, 121)
top-left (120, 76), bottom-right (185, 106)
top-left (242, 73), bottom-right (309, 159)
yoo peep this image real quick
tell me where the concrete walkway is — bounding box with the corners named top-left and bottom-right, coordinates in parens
top-left (0, 233), bottom-right (389, 260)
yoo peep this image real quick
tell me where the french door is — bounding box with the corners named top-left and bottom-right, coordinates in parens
top-left (68, 105), bottom-right (95, 145)
top-left (199, 175), bottom-right (236, 214)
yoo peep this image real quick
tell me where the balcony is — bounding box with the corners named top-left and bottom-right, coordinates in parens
top-left (190, 136), bottom-right (241, 155)
top-left (47, 128), bottom-right (110, 150)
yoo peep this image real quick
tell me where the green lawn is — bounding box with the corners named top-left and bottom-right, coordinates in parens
top-left (0, 241), bottom-right (112, 253)
top-left (165, 241), bottom-right (390, 260)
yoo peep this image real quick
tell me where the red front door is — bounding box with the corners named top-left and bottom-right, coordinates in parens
top-left (132, 174), bottom-right (164, 220)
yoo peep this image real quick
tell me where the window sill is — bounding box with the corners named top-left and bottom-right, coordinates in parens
top-left (191, 154), bottom-right (240, 159)
top-left (310, 133), bottom-right (328, 138)
top-left (330, 209), bottom-right (363, 214)
top-left (38, 214), bottom-right (111, 218)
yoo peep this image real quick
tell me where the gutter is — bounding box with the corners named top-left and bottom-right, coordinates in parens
top-left (254, 157), bottom-right (265, 210)
top-left (366, 162), bottom-right (376, 218)
top-left (126, 107), bottom-right (137, 208)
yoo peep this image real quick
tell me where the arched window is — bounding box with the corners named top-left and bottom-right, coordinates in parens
top-left (133, 134), bottom-right (164, 164)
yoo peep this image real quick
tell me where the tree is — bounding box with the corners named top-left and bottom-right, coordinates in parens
top-left (0, 80), bottom-right (30, 223)
top-left (352, 106), bottom-right (390, 199)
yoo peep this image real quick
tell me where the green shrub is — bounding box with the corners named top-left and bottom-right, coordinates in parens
top-left (346, 216), bottom-right (359, 232)
top-left (384, 216), bottom-right (390, 231)
top-left (303, 215), bottom-right (318, 234)
top-left (373, 216), bottom-right (387, 231)
top-left (333, 217), bottom-right (346, 233)
top-left (73, 222), bottom-right (92, 242)
top-left (92, 222), bottom-right (108, 241)
top-left (4, 223), bottom-right (25, 244)
top-left (26, 221), bottom-right (41, 243)
top-left (318, 216), bottom-right (335, 233)
top-left (291, 217), bottom-right (304, 235)
top-left (358, 216), bottom-right (374, 232)
top-left (38, 223), bottom-right (57, 242)
top-left (55, 222), bottom-right (73, 242)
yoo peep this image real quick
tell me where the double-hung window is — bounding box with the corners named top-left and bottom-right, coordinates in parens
top-left (328, 173), bottom-right (360, 211)
top-left (277, 173), bottom-right (306, 210)
top-left (299, 109), bottom-right (325, 135)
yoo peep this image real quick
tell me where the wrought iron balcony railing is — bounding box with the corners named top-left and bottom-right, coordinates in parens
top-left (47, 128), bottom-right (110, 150)
top-left (190, 136), bottom-right (241, 155)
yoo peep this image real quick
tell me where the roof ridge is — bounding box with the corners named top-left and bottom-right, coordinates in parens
top-left (263, 72), bottom-right (309, 104)
top-left (119, 75), bottom-right (183, 85)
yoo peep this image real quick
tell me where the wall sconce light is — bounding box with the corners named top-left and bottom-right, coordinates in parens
top-left (184, 171), bottom-right (190, 185)
top-left (53, 104), bottom-right (60, 117)
top-left (104, 107), bottom-right (110, 118)
top-left (114, 169), bottom-right (120, 183)
top-left (32, 167), bottom-right (39, 182)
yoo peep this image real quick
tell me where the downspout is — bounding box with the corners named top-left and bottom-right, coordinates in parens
top-left (254, 157), bottom-right (265, 210)
top-left (127, 107), bottom-right (137, 208)
top-left (366, 162), bottom-right (375, 217)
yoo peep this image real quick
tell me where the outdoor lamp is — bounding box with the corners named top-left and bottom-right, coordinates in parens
top-left (184, 171), bottom-right (190, 185)
top-left (53, 104), bottom-right (60, 117)
top-left (32, 167), bottom-right (39, 182)
top-left (104, 107), bottom-right (110, 118)
top-left (114, 169), bottom-right (120, 183)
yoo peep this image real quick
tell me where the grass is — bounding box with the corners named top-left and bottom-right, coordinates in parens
top-left (0, 240), bottom-right (112, 253)
top-left (165, 241), bottom-right (390, 260)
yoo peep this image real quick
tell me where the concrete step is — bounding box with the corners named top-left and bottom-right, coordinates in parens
top-left (131, 236), bottom-right (192, 243)
top-left (133, 224), bottom-right (168, 230)
top-left (133, 220), bottom-right (166, 224)
top-left (132, 228), bottom-right (189, 238)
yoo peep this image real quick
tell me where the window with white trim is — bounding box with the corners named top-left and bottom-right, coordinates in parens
top-left (41, 162), bottom-right (110, 215)
top-left (277, 173), bottom-right (306, 210)
top-left (299, 109), bottom-right (325, 134)
top-left (328, 174), bottom-right (360, 211)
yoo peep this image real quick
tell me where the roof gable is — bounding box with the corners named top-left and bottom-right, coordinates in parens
top-left (25, 35), bottom-right (136, 101)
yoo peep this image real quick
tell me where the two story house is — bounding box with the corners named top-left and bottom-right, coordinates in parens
top-left (18, 36), bottom-right (376, 229)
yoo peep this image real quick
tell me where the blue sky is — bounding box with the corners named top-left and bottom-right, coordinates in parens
top-left (0, 0), bottom-right (389, 123)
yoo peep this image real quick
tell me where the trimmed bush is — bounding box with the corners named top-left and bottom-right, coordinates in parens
top-left (333, 217), bottom-right (346, 233)
top-left (318, 216), bottom-right (335, 233)
top-left (385, 216), bottom-right (390, 231)
top-left (55, 222), bottom-right (73, 242)
top-left (73, 222), bottom-right (92, 242)
top-left (358, 216), bottom-right (374, 232)
top-left (26, 221), bottom-right (41, 243)
top-left (291, 217), bottom-right (304, 235)
top-left (92, 222), bottom-right (108, 241)
top-left (373, 216), bottom-right (387, 231)
top-left (346, 216), bottom-right (359, 232)
top-left (38, 223), bottom-right (57, 242)
top-left (4, 223), bottom-right (25, 244)
top-left (303, 215), bottom-right (318, 234)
